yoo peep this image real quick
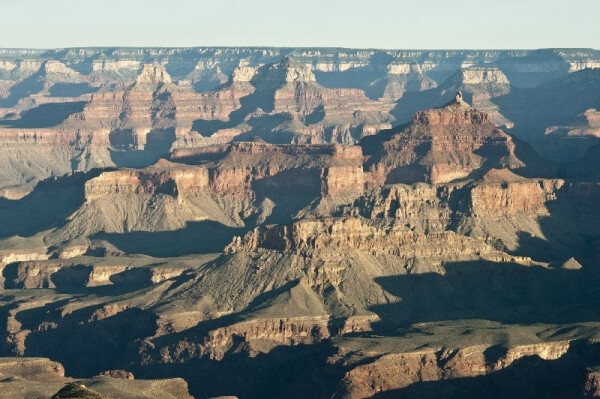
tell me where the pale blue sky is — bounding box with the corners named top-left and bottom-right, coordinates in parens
top-left (1, 0), bottom-right (598, 49)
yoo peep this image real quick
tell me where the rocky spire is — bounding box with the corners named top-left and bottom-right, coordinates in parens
top-left (412, 93), bottom-right (489, 125)
top-left (455, 90), bottom-right (463, 102)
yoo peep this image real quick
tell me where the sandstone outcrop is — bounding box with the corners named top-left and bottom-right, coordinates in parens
top-left (363, 95), bottom-right (526, 185)
top-left (339, 340), bottom-right (577, 398)
top-left (585, 367), bottom-right (600, 398)
top-left (1, 257), bottom-right (189, 289)
top-left (0, 46), bottom-right (600, 399)
top-left (226, 217), bottom-right (504, 263)
top-left (0, 357), bottom-right (193, 399)
top-left (467, 168), bottom-right (563, 217)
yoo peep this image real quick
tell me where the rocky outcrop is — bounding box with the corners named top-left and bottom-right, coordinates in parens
top-left (226, 217), bottom-right (507, 263)
top-left (89, 143), bottom-right (365, 200)
top-left (0, 251), bottom-right (49, 266)
top-left (0, 357), bottom-right (193, 399)
top-left (343, 183), bottom-right (453, 226)
top-left (468, 169), bottom-right (564, 217)
top-left (2, 259), bottom-right (187, 289)
top-left (340, 340), bottom-right (573, 398)
top-left (135, 64), bottom-right (173, 87)
top-left (585, 367), bottom-right (600, 398)
top-left (363, 95), bottom-right (527, 185)
top-left (147, 316), bottom-right (330, 364)
top-left (412, 92), bottom-right (490, 125)
top-left (51, 383), bottom-right (107, 399)
top-left (0, 357), bottom-right (66, 382)
top-left (458, 68), bottom-right (510, 86)
top-left (97, 369), bottom-right (135, 379)
top-left (84, 161), bottom-right (210, 199)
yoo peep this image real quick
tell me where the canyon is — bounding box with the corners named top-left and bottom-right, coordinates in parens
top-left (0, 47), bottom-right (599, 398)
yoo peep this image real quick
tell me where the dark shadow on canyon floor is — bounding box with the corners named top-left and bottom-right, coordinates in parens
top-left (109, 128), bottom-right (176, 168)
top-left (133, 340), bottom-right (354, 399)
top-left (0, 101), bottom-right (86, 128)
top-left (369, 260), bottom-right (600, 333)
top-left (21, 307), bottom-right (159, 377)
top-left (0, 169), bottom-right (103, 239)
top-left (93, 221), bottom-right (246, 257)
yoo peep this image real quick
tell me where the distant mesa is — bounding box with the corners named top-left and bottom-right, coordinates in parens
top-left (454, 67), bottom-right (510, 86)
top-left (230, 66), bottom-right (257, 83)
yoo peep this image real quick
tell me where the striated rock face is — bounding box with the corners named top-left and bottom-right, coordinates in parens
top-left (320, 165), bottom-right (365, 196)
top-left (363, 97), bottom-right (526, 185)
top-left (468, 169), bottom-right (564, 217)
top-left (227, 217), bottom-right (503, 262)
top-left (86, 143), bottom-right (365, 200)
top-left (173, 142), bottom-right (365, 197)
top-left (0, 251), bottom-right (50, 266)
top-left (147, 316), bottom-right (331, 364)
top-left (252, 56), bottom-right (316, 85)
top-left (2, 48), bottom-right (599, 195)
top-left (84, 161), bottom-right (210, 199)
top-left (2, 47), bottom-right (600, 399)
top-left (340, 340), bottom-right (574, 398)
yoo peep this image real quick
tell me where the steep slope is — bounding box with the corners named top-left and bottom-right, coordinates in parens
top-left (0, 55), bottom-right (599, 398)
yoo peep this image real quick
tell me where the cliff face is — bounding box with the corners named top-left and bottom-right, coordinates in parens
top-left (363, 95), bottom-right (527, 185)
top-left (0, 57), bottom-right (392, 196)
top-left (226, 217), bottom-right (503, 263)
top-left (412, 101), bottom-right (490, 125)
top-left (87, 142), bottom-right (365, 200)
top-left (1, 48), bottom-right (599, 195)
top-left (0, 357), bottom-right (193, 399)
top-left (1, 48), bottom-right (600, 399)
top-left (2, 47), bottom-right (597, 89)
top-left (339, 340), bottom-right (585, 398)
top-left (467, 168), bottom-right (564, 217)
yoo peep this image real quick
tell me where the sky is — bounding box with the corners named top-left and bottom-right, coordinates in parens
top-left (0, 0), bottom-right (598, 49)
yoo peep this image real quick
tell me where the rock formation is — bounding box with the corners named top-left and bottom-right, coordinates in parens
top-left (0, 357), bottom-right (192, 399)
top-left (363, 96), bottom-right (528, 185)
top-left (0, 46), bottom-right (600, 399)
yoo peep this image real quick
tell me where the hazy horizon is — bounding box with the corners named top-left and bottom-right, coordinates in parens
top-left (2, 0), bottom-right (598, 49)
